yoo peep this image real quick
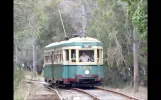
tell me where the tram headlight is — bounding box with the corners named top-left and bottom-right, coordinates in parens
top-left (85, 70), bottom-right (89, 75)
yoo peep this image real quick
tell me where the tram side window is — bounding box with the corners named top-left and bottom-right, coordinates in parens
top-left (54, 52), bottom-right (57, 64)
top-left (59, 50), bottom-right (63, 63)
top-left (97, 49), bottom-right (103, 63)
top-left (79, 50), bottom-right (94, 62)
top-left (57, 50), bottom-right (61, 63)
top-left (54, 50), bottom-right (58, 64)
top-left (44, 52), bottom-right (50, 63)
top-left (71, 49), bottom-right (76, 62)
top-left (52, 51), bottom-right (55, 62)
top-left (45, 56), bottom-right (49, 62)
top-left (97, 49), bottom-right (100, 62)
top-left (53, 52), bottom-right (56, 62)
top-left (60, 54), bottom-right (63, 63)
top-left (57, 50), bottom-right (59, 63)
top-left (65, 49), bottom-right (69, 61)
top-left (49, 53), bottom-right (51, 62)
top-left (45, 54), bottom-right (51, 63)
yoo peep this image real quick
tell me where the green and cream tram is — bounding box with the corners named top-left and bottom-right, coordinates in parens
top-left (43, 36), bottom-right (104, 87)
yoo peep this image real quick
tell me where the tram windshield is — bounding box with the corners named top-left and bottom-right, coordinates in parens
top-left (79, 50), bottom-right (94, 62)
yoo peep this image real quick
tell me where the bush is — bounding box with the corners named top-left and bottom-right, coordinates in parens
top-left (14, 66), bottom-right (24, 92)
top-left (103, 67), bottom-right (130, 88)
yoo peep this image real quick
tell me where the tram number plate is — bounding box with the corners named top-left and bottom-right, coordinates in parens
top-left (83, 66), bottom-right (92, 70)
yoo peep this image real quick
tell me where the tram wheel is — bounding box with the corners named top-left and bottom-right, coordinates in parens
top-left (65, 84), bottom-right (72, 89)
top-left (90, 86), bottom-right (94, 89)
top-left (51, 83), bottom-right (56, 88)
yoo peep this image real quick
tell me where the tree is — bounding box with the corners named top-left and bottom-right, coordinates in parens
top-left (14, 0), bottom-right (51, 72)
top-left (121, 0), bottom-right (147, 92)
top-left (133, 27), bottom-right (139, 92)
top-left (87, 0), bottom-right (147, 90)
top-left (14, 0), bottom-right (75, 73)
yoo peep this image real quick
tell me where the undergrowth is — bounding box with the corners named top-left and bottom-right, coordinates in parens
top-left (103, 67), bottom-right (131, 89)
top-left (14, 66), bottom-right (24, 92)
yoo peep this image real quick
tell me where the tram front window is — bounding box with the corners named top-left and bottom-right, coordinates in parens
top-left (79, 50), bottom-right (94, 62)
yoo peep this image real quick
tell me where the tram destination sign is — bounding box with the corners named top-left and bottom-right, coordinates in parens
top-left (83, 44), bottom-right (91, 48)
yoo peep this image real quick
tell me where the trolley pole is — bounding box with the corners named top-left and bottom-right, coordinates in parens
top-left (81, 0), bottom-right (86, 37)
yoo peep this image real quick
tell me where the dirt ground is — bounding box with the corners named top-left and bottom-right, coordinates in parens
top-left (14, 80), bottom-right (29, 100)
top-left (14, 72), bottom-right (46, 100)
top-left (14, 73), bottom-right (59, 100)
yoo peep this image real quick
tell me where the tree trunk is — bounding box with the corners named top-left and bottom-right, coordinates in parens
top-left (15, 46), bottom-right (18, 64)
top-left (33, 34), bottom-right (37, 72)
top-left (133, 27), bottom-right (139, 92)
top-left (15, 46), bottom-right (20, 70)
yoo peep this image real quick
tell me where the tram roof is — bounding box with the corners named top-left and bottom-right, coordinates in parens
top-left (45, 37), bottom-right (102, 49)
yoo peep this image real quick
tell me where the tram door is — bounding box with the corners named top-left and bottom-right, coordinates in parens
top-left (51, 51), bottom-right (54, 81)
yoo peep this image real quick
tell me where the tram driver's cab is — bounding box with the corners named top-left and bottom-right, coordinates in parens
top-left (64, 48), bottom-right (102, 65)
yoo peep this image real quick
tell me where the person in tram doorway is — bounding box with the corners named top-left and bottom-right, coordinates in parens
top-left (90, 55), bottom-right (94, 62)
top-left (72, 52), bottom-right (76, 62)
top-left (79, 51), bottom-right (90, 62)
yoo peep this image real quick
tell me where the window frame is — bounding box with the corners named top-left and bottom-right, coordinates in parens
top-left (78, 49), bottom-right (95, 63)
top-left (53, 49), bottom-right (63, 64)
top-left (44, 48), bottom-right (64, 65)
top-left (61, 46), bottom-right (103, 65)
top-left (97, 49), bottom-right (103, 65)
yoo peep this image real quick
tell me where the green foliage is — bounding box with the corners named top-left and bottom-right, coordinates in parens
top-left (88, 0), bottom-right (128, 67)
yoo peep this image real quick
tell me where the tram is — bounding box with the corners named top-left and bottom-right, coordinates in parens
top-left (43, 36), bottom-right (104, 87)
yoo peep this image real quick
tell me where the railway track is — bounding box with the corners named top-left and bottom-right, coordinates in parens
top-left (25, 79), bottom-right (138, 100)
top-left (72, 87), bottom-right (138, 100)
top-left (96, 87), bottom-right (138, 100)
top-left (46, 86), bottom-right (62, 100)
top-left (72, 88), bottom-right (99, 100)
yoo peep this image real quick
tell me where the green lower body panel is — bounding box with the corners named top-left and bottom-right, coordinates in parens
top-left (44, 64), bottom-right (104, 85)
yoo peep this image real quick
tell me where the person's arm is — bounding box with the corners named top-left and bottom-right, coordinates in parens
top-left (88, 56), bottom-right (90, 62)
top-left (89, 56), bottom-right (92, 62)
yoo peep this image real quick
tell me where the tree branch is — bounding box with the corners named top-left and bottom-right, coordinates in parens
top-left (14, 3), bottom-right (28, 24)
